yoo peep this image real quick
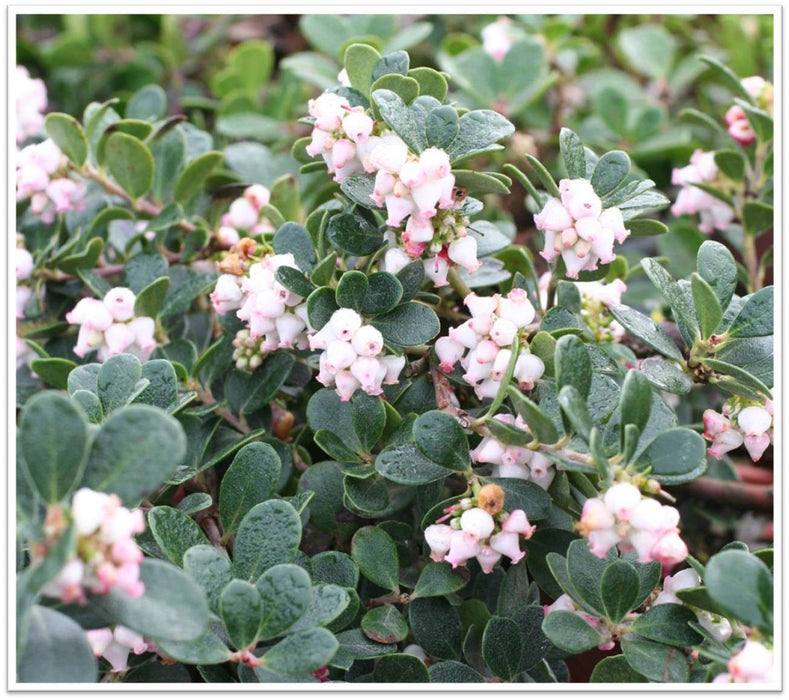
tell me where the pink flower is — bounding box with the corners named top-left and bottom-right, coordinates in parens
top-left (445, 530), bottom-right (481, 568)
top-left (489, 531), bottom-right (524, 564)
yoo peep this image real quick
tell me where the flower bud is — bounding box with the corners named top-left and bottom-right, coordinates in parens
top-left (534, 198), bottom-right (573, 232)
top-left (490, 318), bottom-right (518, 347)
top-left (476, 545), bottom-right (502, 574)
top-left (477, 484), bottom-right (506, 515)
top-left (228, 197), bottom-right (259, 229)
top-left (603, 483), bottom-right (642, 521)
top-left (501, 509), bottom-right (536, 538)
top-left (342, 111), bottom-right (374, 144)
top-left (489, 531), bottom-right (525, 564)
top-left (326, 340), bottom-right (357, 371)
top-left (380, 355), bottom-right (406, 385)
top-left (329, 308), bottom-right (363, 340)
top-left (445, 530), bottom-right (481, 568)
top-left (460, 507), bottom-right (495, 538)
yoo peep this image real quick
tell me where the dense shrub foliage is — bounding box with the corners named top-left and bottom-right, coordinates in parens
top-left (15, 14), bottom-right (774, 685)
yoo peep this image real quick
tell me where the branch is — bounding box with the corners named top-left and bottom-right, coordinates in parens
top-left (674, 477), bottom-right (773, 510)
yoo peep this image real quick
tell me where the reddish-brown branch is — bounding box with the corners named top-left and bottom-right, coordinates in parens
top-left (674, 477), bottom-right (773, 510)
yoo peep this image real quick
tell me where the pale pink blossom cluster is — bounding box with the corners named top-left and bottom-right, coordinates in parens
top-left (481, 17), bottom-right (517, 61)
top-left (471, 413), bottom-right (556, 489)
top-left (216, 184), bottom-right (274, 248)
top-left (209, 253), bottom-right (311, 367)
top-left (41, 489), bottom-right (146, 604)
top-left (16, 239), bottom-right (34, 320)
top-left (306, 92), bottom-right (375, 183)
top-left (435, 290), bottom-right (545, 399)
top-left (309, 308), bottom-right (405, 400)
top-left (65, 288), bottom-right (156, 362)
top-left (703, 395), bottom-right (773, 462)
top-left (652, 568), bottom-right (732, 643)
top-left (578, 483), bottom-right (688, 567)
top-left (86, 626), bottom-right (155, 673)
top-left (726, 76), bottom-right (773, 146)
top-left (534, 179), bottom-right (631, 278)
top-left (670, 150), bottom-right (735, 234)
top-left (369, 139), bottom-right (480, 284)
top-left (16, 139), bottom-right (87, 224)
top-left (543, 594), bottom-right (615, 650)
top-left (16, 66), bottom-right (47, 143)
top-left (425, 504), bottom-right (536, 573)
top-left (714, 640), bottom-right (776, 684)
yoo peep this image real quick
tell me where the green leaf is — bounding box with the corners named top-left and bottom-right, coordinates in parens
top-left (344, 43), bottom-right (381, 93)
top-left (44, 112), bottom-right (88, 166)
top-left (430, 661), bottom-right (485, 683)
top-left (413, 410), bottom-right (469, 470)
top-left (743, 201), bottom-right (774, 237)
top-left (697, 240), bottom-right (737, 310)
top-left (627, 219), bottom-right (669, 237)
top-left (600, 560), bottom-right (640, 623)
top-left (349, 391), bottom-right (386, 452)
top-left (631, 603), bottom-right (704, 647)
top-left (361, 272), bottom-right (403, 315)
top-left (408, 66), bottom-right (449, 101)
top-left (641, 428), bottom-right (707, 485)
top-left (705, 549), bottom-right (773, 631)
top-left (484, 477), bottom-right (551, 521)
top-left (691, 273), bottom-right (723, 340)
top-left (705, 358), bottom-right (772, 398)
top-left (409, 596), bottom-right (462, 660)
top-left (371, 301), bottom-right (440, 347)
top-left (727, 286), bottom-right (773, 338)
top-left (373, 654), bottom-right (430, 683)
top-left (220, 579), bottom-right (263, 650)
top-left (273, 222), bottom-right (317, 273)
top-left (288, 583), bottom-right (350, 633)
top-left (18, 606), bottom-right (97, 683)
top-left (233, 500), bottom-right (302, 581)
top-left (447, 109), bottom-right (515, 163)
top-left (136, 359), bottom-right (178, 409)
top-left (361, 605), bottom-right (408, 643)
top-left (375, 443), bottom-right (453, 485)
top-left (482, 616), bottom-right (523, 681)
top-left (105, 132), bottom-right (155, 198)
top-left (91, 559), bottom-right (209, 642)
top-left (134, 277), bottom-right (170, 318)
top-left (29, 358), bottom-right (77, 391)
top-left (219, 443), bottom-right (281, 534)
top-left (557, 385), bottom-right (592, 442)
top-left (127, 84), bottom-right (167, 120)
top-left (182, 545), bottom-right (233, 615)
top-left (306, 286), bottom-right (340, 330)
top-left (591, 151), bottom-right (630, 197)
top-left (597, 88), bottom-right (628, 136)
top-left (335, 271), bottom-right (368, 312)
top-left (621, 636), bottom-right (690, 683)
top-left (560, 127), bottom-right (586, 179)
top-left (262, 628), bottom-right (339, 675)
top-left (639, 357), bottom-right (692, 395)
top-left (174, 150), bottom-right (223, 204)
top-left (351, 525), bottom-right (399, 591)
top-left (372, 88), bottom-right (427, 152)
top-left (426, 105), bottom-right (459, 149)
top-left (276, 266), bottom-right (315, 299)
top-left (20, 391), bottom-right (89, 504)
top-left (326, 211), bottom-right (384, 257)
top-left (81, 405), bottom-right (186, 504)
top-left (619, 25), bottom-right (677, 80)
top-left (565, 539), bottom-right (615, 614)
top-left (453, 169), bottom-right (511, 195)
top-left (542, 611), bottom-right (603, 653)
top-left (714, 149), bottom-right (746, 180)
top-left (147, 506), bottom-right (209, 566)
top-left (154, 630), bottom-right (231, 666)
top-left (555, 334), bottom-right (592, 400)
top-left (255, 564), bottom-right (312, 639)
top-left (97, 354), bottom-right (143, 415)
top-left (618, 370), bottom-right (653, 441)
top-left (525, 154), bottom-right (560, 197)
top-left (609, 304), bottom-right (683, 361)
top-left (412, 562), bottom-right (469, 599)
top-left (590, 655), bottom-right (648, 683)
top-left (226, 352), bottom-right (295, 415)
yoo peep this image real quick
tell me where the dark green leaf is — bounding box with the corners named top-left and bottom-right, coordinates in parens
top-left (219, 442), bottom-right (281, 533)
top-left (631, 603), bottom-right (704, 647)
top-left (255, 563), bottom-right (312, 639)
top-left (621, 636), bottom-right (690, 683)
top-left (220, 580), bottom-right (262, 649)
top-left (600, 560), bottom-right (640, 623)
top-left (591, 151), bottom-right (630, 197)
top-left (727, 286), bottom-right (773, 338)
top-left (641, 428), bottom-right (707, 485)
top-left (335, 271), bottom-right (368, 312)
top-left (361, 605), bottom-right (408, 643)
top-left (542, 611), bottom-right (603, 653)
top-left (351, 526), bottom-right (399, 591)
top-left (174, 150), bottom-right (223, 204)
top-left (44, 113), bottom-right (88, 166)
top-left (147, 506), bottom-right (209, 566)
top-left (105, 132), bottom-right (155, 198)
top-left (412, 562), bottom-right (469, 599)
top-left (482, 616), bottom-right (523, 681)
top-left (233, 500), bottom-right (302, 581)
top-left (705, 549), bottom-right (773, 631)
top-left (371, 301), bottom-right (440, 346)
top-left (559, 127), bottom-right (586, 179)
top-left (691, 273), bottom-right (723, 339)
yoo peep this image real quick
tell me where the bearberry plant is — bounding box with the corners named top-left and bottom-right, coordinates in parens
top-left (15, 14), bottom-right (774, 686)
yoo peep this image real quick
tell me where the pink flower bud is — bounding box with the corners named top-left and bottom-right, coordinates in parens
top-left (71, 488), bottom-right (109, 535)
top-left (599, 207), bottom-right (630, 244)
top-left (410, 180), bottom-right (443, 219)
top-left (708, 429), bottom-right (744, 459)
top-left (342, 111), bottom-right (374, 144)
top-left (490, 348), bottom-right (512, 381)
top-left (405, 215), bottom-right (434, 243)
top-left (603, 483), bottom-right (642, 521)
top-left (737, 406), bottom-right (772, 436)
top-left (652, 531), bottom-right (688, 567)
top-left (465, 293), bottom-right (498, 318)
top-left (103, 287), bottom-right (136, 322)
top-left (560, 178), bottom-right (602, 220)
top-left (476, 545), bottom-right (502, 574)
top-left (447, 236), bottom-right (481, 273)
top-left (380, 354), bottom-right (405, 385)
top-left (419, 147), bottom-right (451, 179)
top-left (460, 508), bottom-right (495, 538)
top-left (628, 497), bottom-right (663, 532)
top-left (489, 531), bottom-right (525, 564)
top-left (369, 134), bottom-right (409, 174)
top-left (534, 198), bottom-right (573, 232)
top-left (114, 626), bottom-right (148, 655)
top-left (544, 594), bottom-right (576, 615)
top-left (399, 160), bottom-right (427, 188)
top-left (448, 319), bottom-right (481, 348)
top-left (729, 641), bottom-right (773, 682)
top-left (384, 194), bottom-right (415, 228)
top-left (424, 524), bottom-right (453, 561)
top-left (104, 323), bottom-right (136, 356)
top-left (86, 628), bottom-right (114, 657)
top-left (16, 247), bottom-right (34, 280)
top-left (228, 197), bottom-right (259, 229)
top-left (490, 318), bottom-right (518, 347)
top-left (423, 254), bottom-right (450, 287)
top-left (502, 509), bottom-right (536, 539)
top-left (372, 170), bottom-right (396, 206)
top-left (498, 289), bottom-right (535, 327)
top-left (574, 215), bottom-right (602, 243)
top-left (744, 433), bottom-right (771, 462)
top-left (275, 313), bottom-right (307, 348)
top-left (334, 370), bottom-right (361, 401)
top-left (663, 568), bottom-right (701, 593)
top-left (471, 437), bottom-right (506, 465)
top-left (329, 308), bottom-right (363, 340)
top-left (350, 356), bottom-right (382, 393)
top-left (326, 340), bottom-right (357, 371)
top-left (587, 527), bottom-right (622, 558)
top-left (445, 530), bottom-right (481, 568)
top-left (351, 325), bottom-right (384, 357)
top-left (309, 92), bottom-right (349, 131)
top-left (435, 336), bottom-right (465, 372)
top-left (514, 351), bottom-right (545, 391)
top-left (66, 297), bottom-right (114, 331)
top-left (580, 498), bottom-right (614, 531)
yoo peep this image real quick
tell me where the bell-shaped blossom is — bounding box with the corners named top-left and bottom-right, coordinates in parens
top-left (579, 483), bottom-right (688, 567)
top-left (671, 150), bottom-right (736, 234)
top-left (309, 308), bottom-right (405, 400)
top-left (725, 76), bottom-right (773, 146)
top-left (445, 530), bottom-right (481, 568)
top-left (703, 396), bottom-right (773, 463)
top-left (481, 17), bottom-right (517, 61)
top-left (87, 626), bottom-right (153, 673)
top-left (535, 178), bottom-right (630, 278)
top-left (438, 291), bottom-right (544, 400)
top-left (714, 640), bottom-right (776, 684)
top-left (216, 184), bottom-right (274, 245)
top-left (16, 66), bottom-right (47, 143)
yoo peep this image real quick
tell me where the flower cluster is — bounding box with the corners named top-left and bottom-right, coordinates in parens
top-left (306, 92), bottom-right (375, 183)
top-left (17, 139), bottom-right (87, 224)
top-left (714, 640), bottom-right (776, 684)
top-left (470, 413), bottom-right (556, 489)
top-left (216, 184), bottom-right (275, 248)
top-left (86, 626), bottom-right (155, 673)
top-left (578, 483), bottom-right (688, 567)
top-left (435, 290), bottom-right (545, 399)
top-left (16, 237), bottom-right (34, 320)
top-left (544, 595), bottom-right (616, 650)
top-left (210, 253), bottom-right (311, 367)
top-left (726, 76), bottom-right (774, 146)
top-left (39, 489), bottom-right (146, 604)
top-left (670, 150), bottom-right (735, 234)
top-left (16, 66), bottom-right (47, 143)
top-left (534, 178), bottom-right (631, 278)
top-left (481, 17), bottom-right (518, 61)
top-left (703, 394), bottom-right (773, 462)
top-left (424, 484), bottom-right (536, 573)
top-left (65, 288), bottom-right (156, 362)
top-left (309, 308), bottom-right (405, 401)
top-left (652, 568), bottom-right (732, 643)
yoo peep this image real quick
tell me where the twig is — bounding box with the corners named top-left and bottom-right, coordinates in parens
top-left (674, 477), bottom-right (773, 510)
